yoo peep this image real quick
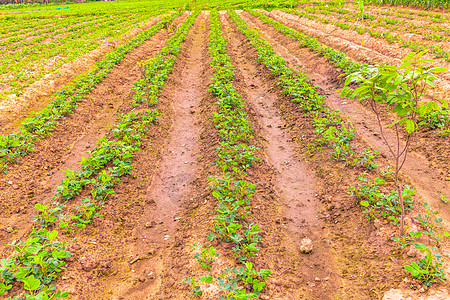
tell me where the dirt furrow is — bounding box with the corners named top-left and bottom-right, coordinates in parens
top-left (228, 9), bottom-right (441, 299)
top-left (239, 11), bottom-right (450, 227)
top-left (219, 12), bottom-right (342, 299)
top-left (119, 12), bottom-right (209, 299)
top-left (266, 10), bottom-right (450, 101)
top-left (309, 9), bottom-right (450, 45)
top-left (0, 14), bottom-right (188, 257)
top-left (50, 12), bottom-right (211, 300)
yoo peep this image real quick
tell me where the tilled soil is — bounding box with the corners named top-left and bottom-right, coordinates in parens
top-left (0, 14), bottom-right (166, 135)
top-left (266, 10), bottom-right (450, 101)
top-left (1, 8), bottom-right (449, 300)
top-left (238, 11), bottom-right (450, 227)
top-left (221, 13), bottom-right (339, 299)
top-left (0, 12), bottom-right (188, 270)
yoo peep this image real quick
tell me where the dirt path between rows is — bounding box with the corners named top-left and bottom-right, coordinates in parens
top-left (118, 11), bottom-right (209, 299)
top-left (222, 12), bottom-right (340, 299)
top-left (0, 14), bottom-right (167, 135)
top-left (240, 11), bottom-right (450, 227)
top-left (0, 14), bottom-right (187, 261)
top-left (45, 12), bottom-right (211, 300)
top-left (266, 10), bottom-right (450, 101)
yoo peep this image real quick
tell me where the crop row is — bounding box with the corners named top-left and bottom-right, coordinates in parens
top-left (0, 12), bottom-right (179, 173)
top-left (281, 8), bottom-right (450, 62)
top-left (365, 0), bottom-right (449, 9)
top-left (183, 10), bottom-right (271, 299)
top-left (248, 10), bottom-right (450, 134)
top-left (307, 5), bottom-right (450, 42)
top-left (232, 9), bottom-right (449, 288)
top-left (0, 11), bottom-right (160, 100)
top-left (0, 11), bottom-right (199, 300)
top-left (0, 15), bottom-right (102, 44)
top-left (324, 0), bottom-right (450, 22)
top-left (1, 15), bottom-right (109, 49)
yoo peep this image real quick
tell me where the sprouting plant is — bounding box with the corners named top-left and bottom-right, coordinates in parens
top-left (393, 231), bottom-right (422, 249)
top-left (32, 203), bottom-right (64, 228)
top-left (217, 262), bottom-right (271, 299)
top-left (70, 197), bottom-right (103, 229)
top-left (190, 244), bottom-right (218, 271)
top-left (405, 243), bottom-right (446, 286)
top-left (415, 202), bottom-right (450, 248)
top-left (342, 50), bottom-right (448, 236)
top-left (357, 0), bottom-right (365, 17)
top-left (348, 175), bottom-right (414, 222)
top-left (182, 276), bottom-right (213, 297)
top-left (380, 166), bottom-right (394, 180)
top-left (354, 149), bottom-right (380, 170)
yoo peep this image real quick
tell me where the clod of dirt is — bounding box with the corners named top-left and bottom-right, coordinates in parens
top-left (145, 221), bottom-right (156, 228)
top-left (406, 244), bottom-right (418, 257)
top-left (299, 238), bottom-right (313, 254)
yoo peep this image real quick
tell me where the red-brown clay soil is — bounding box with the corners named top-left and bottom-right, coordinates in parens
top-left (1, 7), bottom-right (450, 300)
top-left (235, 10), bottom-right (449, 299)
top-left (0, 14), bottom-right (168, 135)
top-left (225, 11), bottom-right (410, 300)
top-left (344, 2), bottom-right (450, 20)
top-left (308, 9), bottom-right (450, 45)
top-left (221, 13), bottom-right (340, 299)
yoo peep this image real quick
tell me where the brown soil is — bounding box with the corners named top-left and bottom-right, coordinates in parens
top-left (340, 4), bottom-right (450, 28)
top-left (310, 9), bottom-right (450, 44)
top-left (347, 2), bottom-right (450, 21)
top-left (233, 10), bottom-right (450, 299)
top-left (1, 7), bottom-right (449, 300)
top-left (0, 15), bottom-right (164, 135)
top-left (0, 17), bottom-right (106, 49)
top-left (221, 12), bottom-right (339, 299)
top-left (44, 11), bottom-right (213, 299)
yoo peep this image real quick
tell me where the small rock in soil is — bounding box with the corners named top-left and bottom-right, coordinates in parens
top-left (145, 222), bottom-right (153, 228)
top-left (299, 238), bottom-right (313, 254)
top-left (406, 244), bottom-right (418, 257)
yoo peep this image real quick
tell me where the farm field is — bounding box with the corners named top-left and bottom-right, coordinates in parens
top-left (0, 0), bottom-right (449, 299)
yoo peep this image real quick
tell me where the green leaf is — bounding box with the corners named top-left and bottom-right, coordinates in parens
top-left (212, 191), bottom-right (222, 199)
top-left (46, 230), bottom-right (58, 241)
top-left (22, 275), bottom-right (41, 291)
top-left (428, 67), bottom-right (447, 73)
top-left (360, 200), bottom-right (370, 207)
top-left (259, 269), bottom-right (271, 278)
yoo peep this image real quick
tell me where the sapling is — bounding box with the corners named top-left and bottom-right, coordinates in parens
top-left (341, 50), bottom-right (448, 236)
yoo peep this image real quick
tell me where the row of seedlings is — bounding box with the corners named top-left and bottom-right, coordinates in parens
top-left (182, 10), bottom-right (271, 299)
top-left (280, 8), bottom-right (450, 61)
top-left (229, 10), bottom-right (450, 288)
top-left (1, 9), bottom-right (163, 98)
top-left (0, 12), bottom-right (180, 173)
top-left (247, 10), bottom-right (449, 134)
top-left (312, 5), bottom-right (450, 42)
top-left (0, 12), bottom-right (200, 300)
top-left (230, 10), bottom-right (356, 162)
